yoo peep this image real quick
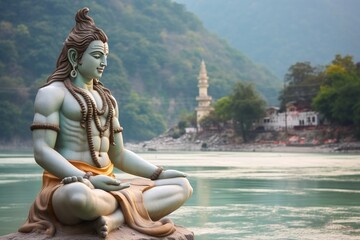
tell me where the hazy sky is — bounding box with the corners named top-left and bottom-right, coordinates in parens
top-left (174, 0), bottom-right (360, 78)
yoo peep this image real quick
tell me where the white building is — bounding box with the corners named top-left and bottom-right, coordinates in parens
top-left (261, 105), bottom-right (319, 131)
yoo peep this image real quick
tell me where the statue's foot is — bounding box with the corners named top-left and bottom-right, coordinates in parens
top-left (93, 210), bottom-right (124, 238)
top-left (94, 216), bottom-right (109, 239)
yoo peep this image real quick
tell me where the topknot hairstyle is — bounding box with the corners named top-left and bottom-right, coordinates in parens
top-left (45, 7), bottom-right (108, 84)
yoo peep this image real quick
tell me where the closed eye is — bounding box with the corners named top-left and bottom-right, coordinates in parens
top-left (91, 52), bottom-right (103, 59)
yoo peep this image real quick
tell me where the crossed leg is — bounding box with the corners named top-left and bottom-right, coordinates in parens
top-left (52, 181), bottom-right (122, 238)
top-left (52, 177), bottom-right (192, 238)
top-left (144, 177), bottom-right (193, 220)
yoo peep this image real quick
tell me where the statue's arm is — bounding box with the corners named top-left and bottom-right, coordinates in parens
top-left (32, 86), bottom-right (85, 179)
top-left (108, 100), bottom-right (187, 179)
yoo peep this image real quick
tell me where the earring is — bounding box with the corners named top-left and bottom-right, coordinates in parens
top-left (70, 63), bottom-right (77, 78)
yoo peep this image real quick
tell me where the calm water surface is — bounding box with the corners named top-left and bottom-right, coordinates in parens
top-left (0, 151), bottom-right (359, 239)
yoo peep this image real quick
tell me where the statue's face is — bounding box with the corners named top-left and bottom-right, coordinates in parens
top-left (77, 40), bottom-right (109, 80)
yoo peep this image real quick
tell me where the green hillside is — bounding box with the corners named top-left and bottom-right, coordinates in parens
top-left (175, 0), bottom-right (360, 78)
top-left (0, 0), bottom-right (280, 142)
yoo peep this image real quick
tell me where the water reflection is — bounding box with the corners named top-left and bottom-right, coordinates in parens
top-left (162, 152), bottom-right (360, 240)
top-left (0, 152), bottom-right (360, 239)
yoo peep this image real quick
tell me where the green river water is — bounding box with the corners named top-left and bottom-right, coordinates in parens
top-left (0, 151), bottom-right (359, 239)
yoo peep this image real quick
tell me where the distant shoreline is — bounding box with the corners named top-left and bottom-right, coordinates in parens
top-left (125, 141), bottom-right (360, 154)
top-left (123, 127), bottom-right (360, 154)
top-left (1, 141), bottom-right (359, 154)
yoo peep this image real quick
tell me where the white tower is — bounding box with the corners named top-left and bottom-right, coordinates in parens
top-left (196, 60), bottom-right (213, 128)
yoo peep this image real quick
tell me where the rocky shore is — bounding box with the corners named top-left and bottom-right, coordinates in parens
top-left (126, 130), bottom-right (360, 153)
top-left (1, 225), bottom-right (193, 240)
top-left (1, 129), bottom-right (359, 154)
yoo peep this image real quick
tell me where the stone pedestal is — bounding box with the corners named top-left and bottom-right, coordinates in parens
top-left (0, 225), bottom-right (194, 240)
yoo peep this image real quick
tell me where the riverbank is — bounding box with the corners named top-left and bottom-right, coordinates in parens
top-left (125, 130), bottom-right (360, 153)
top-left (1, 131), bottom-right (359, 154)
top-left (126, 142), bottom-right (360, 153)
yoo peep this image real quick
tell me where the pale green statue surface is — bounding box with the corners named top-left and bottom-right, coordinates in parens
top-left (19, 8), bottom-right (192, 239)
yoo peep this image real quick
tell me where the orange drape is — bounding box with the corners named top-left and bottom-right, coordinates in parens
top-left (18, 161), bottom-right (175, 237)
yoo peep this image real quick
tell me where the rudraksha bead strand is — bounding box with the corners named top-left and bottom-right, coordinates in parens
top-left (63, 78), bottom-right (117, 167)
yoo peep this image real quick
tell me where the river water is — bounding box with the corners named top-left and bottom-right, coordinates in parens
top-left (0, 151), bottom-right (359, 239)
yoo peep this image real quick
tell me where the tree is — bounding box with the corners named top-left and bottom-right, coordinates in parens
top-left (121, 92), bottom-right (166, 141)
top-left (0, 0), bottom-right (280, 143)
top-left (213, 96), bottom-right (232, 122)
top-left (199, 96), bottom-right (232, 131)
top-left (279, 62), bottom-right (324, 111)
top-left (285, 62), bottom-right (316, 85)
top-left (313, 55), bottom-right (360, 128)
top-left (329, 54), bottom-right (358, 74)
top-left (0, 101), bottom-right (21, 140)
top-left (229, 82), bottom-right (266, 142)
top-left (178, 111), bottom-right (196, 128)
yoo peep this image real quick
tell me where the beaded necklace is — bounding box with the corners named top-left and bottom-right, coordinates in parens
top-left (64, 78), bottom-right (116, 167)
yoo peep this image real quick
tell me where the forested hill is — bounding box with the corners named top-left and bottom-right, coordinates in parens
top-left (175, 0), bottom-right (360, 78)
top-left (0, 0), bottom-right (280, 142)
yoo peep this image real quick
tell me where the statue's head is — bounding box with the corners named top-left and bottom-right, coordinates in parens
top-left (46, 7), bottom-right (108, 83)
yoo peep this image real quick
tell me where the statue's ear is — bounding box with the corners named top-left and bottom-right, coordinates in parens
top-left (67, 48), bottom-right (78, 66)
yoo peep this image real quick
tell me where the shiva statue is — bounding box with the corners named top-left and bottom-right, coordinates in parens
top-left (19, 7), bottom-right (192, 238)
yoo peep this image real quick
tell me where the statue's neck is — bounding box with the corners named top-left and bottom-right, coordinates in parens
top-left (72, 77), bottom-right (94, 90)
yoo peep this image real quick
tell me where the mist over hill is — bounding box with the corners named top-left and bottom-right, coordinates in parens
top-left (175, 0), bottom-right (360, 78)
top-left (0, 0), bottom-right (280, 142)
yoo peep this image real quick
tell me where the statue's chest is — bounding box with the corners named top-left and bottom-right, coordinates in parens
top-left (62, 90), bottom-right (107, 122)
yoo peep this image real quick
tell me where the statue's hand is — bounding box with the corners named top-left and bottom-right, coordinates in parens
top-left (89, 175), bottom-right (130, 191)
top-left (61, 176), bottom-right (95, 189)
top-left (82, 178), bottom-right (95, 189)
top-left (158, 169), bottom-right (188, 179)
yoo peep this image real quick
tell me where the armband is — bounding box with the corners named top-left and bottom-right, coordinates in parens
top-left (150, 166), bottom-right (164, 180)
top-left (30, 123), bottom-right (60, 133)
top-left (114, 127), bottom-right (123, 133)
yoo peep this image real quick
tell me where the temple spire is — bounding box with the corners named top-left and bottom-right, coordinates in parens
top-left (195, 60), bottom-right (213, 129)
